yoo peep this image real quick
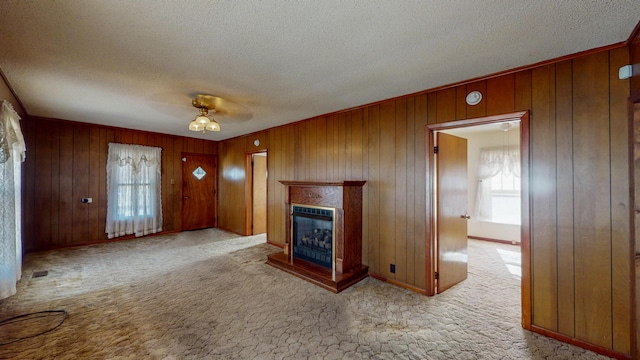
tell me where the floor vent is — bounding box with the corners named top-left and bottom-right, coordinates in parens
top-left (32, 270), bottom-right (49, 278)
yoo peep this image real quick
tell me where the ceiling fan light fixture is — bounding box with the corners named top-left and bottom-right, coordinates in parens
top-left (205, 119), bottom-right (220, 132)
top-left (195, 114), bottom-right (211, 125)
top-left (188, 120), bottom-right (204, 132)
top-left (188, 94), bottom-right (225, 134)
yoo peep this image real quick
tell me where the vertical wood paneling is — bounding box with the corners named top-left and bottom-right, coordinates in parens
top-left (455, 85), bottom-right (467, 120)
top-left (120, 130), bottom-right (133, 144)
top-left (573, 51), bottom-right (612, 348)
top-left (531, 65), bottom-right (558, 330)
top-left (486, 74), bottom-right (515, 115)
top-left (266, 128), bottom-right (275, 241)
top-left (22, 119), bottom-right (217, 250)
top-left (343, 112), bottom-right (351, 180)
top-left (217, 136), bottom-right (246, 234)
top-left (185, 138), bottom-right (195, 153)
top-left (137, 132), bottom-right (148, 146)
top-left (338, 112), bottom-right (347, 180)
top-left (608, 46), bottom-right (632, 354)
top-left (436, 88), bottom-right (456, 123)
top-left (427, 92), bottom-right (437, 125)
top-left (161, 135), bottom-right (172, 231)
top-left (379, 101), bottom-right (396, 278)
top-left (99, 128), bottom-right (114, 234)
top-left (515, 70), bottom-right (533, 111)
top-left (88, 127), bottom-right (101, 241)
top-left (172, 136), bottom-right (184, 231)
top-left (555, 60), bottom-right (575, 337)
top-left (58, 122), bottom-right (74, 246)
top-left (351, 109), bottom-right (364, 179)
top-left (49, 122), bottom-right (60, 247)
top-left (308, 120), bottom-right (317, 180)
top-left (34, 121), bottom-right (53, 249)
top-left (266, 128), bottom-right (276, 241)
top-left (394, 99), bottom-right (408, 283)
top-left (316, 116), bottom-right (327, 180)
top-left (294, 122), bottom-right (305, 180)
top-left (465, 81), bottom-right (487, 119)
top-left (356, 109), bottom-right (369, 266)
top-left (367, 105), bottom-right (381, 274)
top-left (631, 31), bottom-right (640, 95)
top-left (326, 115), bottom-right (336, 180)
top-left (414, 94), bottom-right (428, 289)
top-left (405, 97), bottom-right (416, 285)
top-left (72, 125), bottom-right (90, 245)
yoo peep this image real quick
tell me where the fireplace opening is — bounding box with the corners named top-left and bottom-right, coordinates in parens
top-left (292, 205), bottom-right (334, 269)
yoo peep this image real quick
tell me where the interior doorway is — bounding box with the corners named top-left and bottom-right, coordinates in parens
top-left (245, 151), bottom-right (268, 235)
top-left (426, 111), bottom-right (531, 329)
top-left (443, 122), bottom-right (522, 246)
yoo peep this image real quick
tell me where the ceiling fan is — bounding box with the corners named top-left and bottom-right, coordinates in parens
top-left (187, 94), bottom-right (253, 134)
top-left (189, 94), bottom-right (222, 133)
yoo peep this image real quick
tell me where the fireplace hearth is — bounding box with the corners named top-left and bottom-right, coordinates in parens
top-left (267, 180), bottom-right (368, 293)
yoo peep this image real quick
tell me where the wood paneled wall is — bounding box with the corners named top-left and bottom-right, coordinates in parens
top-left (21, 117), bottom-right (218, 252)
top-left (216, 130), bottom-right (269, 234)
top-left (217, 46), bottom-right (633, 355)
top-left (630, 23), bottom-right (640, 96)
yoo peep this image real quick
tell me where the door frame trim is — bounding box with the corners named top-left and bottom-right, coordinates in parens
top-left (244, 150), bottom-right (268, 236)
top-left (425, 110), bottom-right (531, 330)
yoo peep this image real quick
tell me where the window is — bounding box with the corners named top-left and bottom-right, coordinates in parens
top-left (474, 145), bottom-right (520, 224)
top-left (490, 170), bottom-right (521, 225)
top-left (106, 143), bottom-right (162, 239)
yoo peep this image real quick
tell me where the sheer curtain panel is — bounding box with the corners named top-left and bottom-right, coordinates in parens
top-left (106, 143), bottom-right (162, 239)
top-left (0, 100), bottom-right (26, 300)
top-left (473, 145), bottom-right (519, 221)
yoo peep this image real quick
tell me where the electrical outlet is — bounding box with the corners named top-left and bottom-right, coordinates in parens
top-left (390, 264), bottom-right (395, 273)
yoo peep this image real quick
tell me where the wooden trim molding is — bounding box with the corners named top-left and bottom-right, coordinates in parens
top-left (425, 111), bottom-right (532, 329)
top-left (530, 325), bottom-right (632, 360)
top-left (26, 230), bottom-right (182, 252)
top-left (626, 19), bottom-right (640, 45)
top-left (244, 152), bottom-right (254, 236)
top-left (369, 273), bottom-right (428, 295)
top-left (267, 240), bottom-right (284, 249)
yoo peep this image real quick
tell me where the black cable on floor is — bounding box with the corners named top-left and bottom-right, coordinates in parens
top-left (0, 310), bottom-right (67, 346)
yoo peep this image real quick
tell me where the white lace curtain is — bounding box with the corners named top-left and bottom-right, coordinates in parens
top-left (473, 145), bottom-right (519, 220)
top-left (106, 143), bottom-right (162, 239)
top-left (0, 100), bottom-right (26, 300)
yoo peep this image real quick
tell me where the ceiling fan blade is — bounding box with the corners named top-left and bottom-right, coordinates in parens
top-left (145, 91), bottom-right (253, 123)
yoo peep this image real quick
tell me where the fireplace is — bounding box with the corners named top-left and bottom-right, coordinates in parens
top-left (267, 180), bottom-right (368, 293)
top-left (292, 205), bottom-right (334, 269)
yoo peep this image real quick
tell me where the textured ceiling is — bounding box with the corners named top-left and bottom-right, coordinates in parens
top-left (0, 1), bottom-right (639, 140)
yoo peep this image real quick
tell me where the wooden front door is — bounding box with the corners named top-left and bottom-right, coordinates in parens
top-left (182, 153), bottom-right (217, 230)
top-left (436, 132), bottom-right (469, 293)
top-left (252, 153), bottom-right (267, 234)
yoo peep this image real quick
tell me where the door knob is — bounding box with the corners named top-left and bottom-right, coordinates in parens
top-left (460, 214), bottom-right (471, 219)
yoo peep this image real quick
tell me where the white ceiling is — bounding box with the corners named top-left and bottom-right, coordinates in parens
top-left (0, 1), bottom-right (638, 141)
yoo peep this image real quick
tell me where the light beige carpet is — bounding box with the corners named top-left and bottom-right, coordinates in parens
top-left (0, 229), bottom-right (609, 359)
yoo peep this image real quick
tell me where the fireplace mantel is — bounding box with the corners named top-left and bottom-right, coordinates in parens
top-left (267, 180), bottom-right (368, 293)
